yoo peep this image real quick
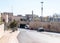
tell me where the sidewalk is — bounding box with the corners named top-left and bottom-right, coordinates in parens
top-left (0, 30), bottom-right (19, 43)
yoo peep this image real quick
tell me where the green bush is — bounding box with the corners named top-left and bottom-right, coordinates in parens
top-left (9, 20), bottom-right (18, 31)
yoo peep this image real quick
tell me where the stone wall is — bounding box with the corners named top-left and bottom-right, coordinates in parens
top-left (29, 21), bottom-right (60, 32)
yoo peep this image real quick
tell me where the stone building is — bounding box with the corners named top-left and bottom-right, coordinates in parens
top-left (1, 12), bottom-right (13, 23)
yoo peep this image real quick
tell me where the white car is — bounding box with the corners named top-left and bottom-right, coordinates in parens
top-left (25, 25), bottom-right (29, 29)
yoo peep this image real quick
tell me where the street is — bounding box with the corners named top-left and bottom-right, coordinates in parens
top-left (17, 29), bottom-right (60, 43)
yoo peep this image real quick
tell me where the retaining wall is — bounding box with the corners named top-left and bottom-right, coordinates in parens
top-left (0, 24), bottom-right (4, 38)
top-left (29, 21), bottom-right (60, 32)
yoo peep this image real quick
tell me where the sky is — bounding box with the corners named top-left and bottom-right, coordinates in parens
top-left (0, 0), bottom-right (60, 16)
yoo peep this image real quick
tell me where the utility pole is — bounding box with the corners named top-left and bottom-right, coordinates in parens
top-left (41, 2), bottom-right (44, 22)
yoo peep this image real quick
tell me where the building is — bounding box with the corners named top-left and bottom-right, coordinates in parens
top-left (42, 13), bottom-right (60, 22)
top-left (25, 14), bottom-right (40, 21)
top-left (53, 14), bottom-right (60, 22)
top-left (0, 13), bottom-right (1, 22)
top-left (1, 12), bottom-right (13, 23)
top-left (12, 15), bottom-right (26, 22)
top-left (25, 14), bottom-right (33, 21)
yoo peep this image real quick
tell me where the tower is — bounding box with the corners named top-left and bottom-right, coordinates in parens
top-left (32, 10), bottom-right (33, 21)
top-left (41, 2), bottom-right (44, 22)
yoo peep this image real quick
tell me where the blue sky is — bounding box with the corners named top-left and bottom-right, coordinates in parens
top-left (0, 0), bottom-right (60, 16)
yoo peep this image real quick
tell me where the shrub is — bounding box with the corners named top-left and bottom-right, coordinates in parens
top-left (9, 20), bottom-right (18, 31)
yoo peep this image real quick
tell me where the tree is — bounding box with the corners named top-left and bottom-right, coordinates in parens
top-left (9, 20), bottom-right (18, 32)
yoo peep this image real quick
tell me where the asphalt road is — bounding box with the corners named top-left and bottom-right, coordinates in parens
top-left (17, 29), bottom-right (60, 43)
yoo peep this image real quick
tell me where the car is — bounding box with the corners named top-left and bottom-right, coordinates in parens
top-left (25, 25), bottom-right (29, 29)
top-left (37, 27), bottom-right (44, 32)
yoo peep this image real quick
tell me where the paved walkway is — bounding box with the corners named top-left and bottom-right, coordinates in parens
top-left (0, 31), bottom-right (19, 43)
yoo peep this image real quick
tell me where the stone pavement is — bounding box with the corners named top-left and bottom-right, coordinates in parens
top-left (0, 31), bottom-right (19, 43)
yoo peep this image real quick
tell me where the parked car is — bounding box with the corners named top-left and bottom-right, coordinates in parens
top-left (25, 25), bottom-right (29, 29)
top-left (37, 27), bottom-right (44, 32)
